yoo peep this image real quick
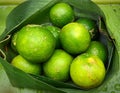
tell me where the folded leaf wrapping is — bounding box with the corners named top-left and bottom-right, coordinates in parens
top-left (0, 0), bottom-right (120, 93)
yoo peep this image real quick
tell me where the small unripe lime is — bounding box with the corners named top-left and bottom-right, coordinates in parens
top-left (11, 55), bottom-right (41, 75)
top-left (76, 17), bottom-right (98, 39)
top-left (86, 41), bottom-right (107, 63)
top-left (43, 49), bottom-right (73, 81)
top-left (11, 32), bottom-right (18, 53)
top-left (50, 2), bottom-right (74, 27)
top-left (43, 25), bottom-right (61, 48)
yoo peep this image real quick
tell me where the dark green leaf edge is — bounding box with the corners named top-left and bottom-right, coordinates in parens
top-left (98, 18), bottom-right (115, 72)
top-left (31, 74), bottom-right (80, 89)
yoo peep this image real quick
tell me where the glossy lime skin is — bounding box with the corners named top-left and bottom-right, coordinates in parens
top-left (43, 49), bottom-right (73, 81)
top-left (11, 55), bottom-right (41, 75)
top-left (60, 22), bottom-right (91, 55)
top-left (16, 25), bottom-right (56, 63)
top-left (11, 31), bottom-right (18, 53)
top-left (86, 41), bottom-right (107, 63)
top-left (43, 25), bottom-right (61, 49)
top-left (49, 2), bottom-right (74, 28)
top-left (76, 17), bottom-right (98, 39)
top-left (70, 53), bottom-right (106, 89)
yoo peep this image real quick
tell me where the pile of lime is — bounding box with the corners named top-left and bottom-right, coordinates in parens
top-left (10, 2), bottom-right (107, 90)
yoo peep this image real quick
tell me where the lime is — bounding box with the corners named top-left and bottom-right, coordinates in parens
top-left (76, 17), bottom-right (98, 39)
top-left (11, 55), bottom-right (41, 75)
top-left (60, 22), bottom-right (91, 55)
top-left (43, 49), bottom-right (73, 81)
top-left (16, 24), bottom-right (56, 63)
top-left (42, 25), bottom-right (61, 48)
top-left (70, 53), bottom-right (106, 89)
top-left (86, 41), bottom-right (107, 63)
top-left (11, 31), bottom-right (18, 53)
top-left (49, 2), bottom-right (74, 28)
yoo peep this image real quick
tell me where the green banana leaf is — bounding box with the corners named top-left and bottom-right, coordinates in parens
top-left (0, 0), bottom-right (120, 93)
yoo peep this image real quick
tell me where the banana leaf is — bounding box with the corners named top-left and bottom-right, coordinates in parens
top-left (0, 0), bottom-right (120, 93)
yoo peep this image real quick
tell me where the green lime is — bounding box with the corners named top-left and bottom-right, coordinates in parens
top-left (11, 55), bottom-right (41, 75)
top-left (86, 41), bottom-right (107, 63)
top-left (60, 22), bottom-right (91, 55)
top-left (49, 2), bottom-right (74, 28)
top-left (16, 24), bottom-right (56, 63)
top-left (42, 25), bottom-right (61, 48)
top-left (76, 17), bottom-right (98, 39)
top-left (11, 31), bottom-right (18, 53)
top-left (43, 49), bottom-right (73, 81)
top-left (70, 53), bottom-right (106, 89)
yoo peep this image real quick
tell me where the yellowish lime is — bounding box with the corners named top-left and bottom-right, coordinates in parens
top-left (70, 53), bottom-right (106, 89)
